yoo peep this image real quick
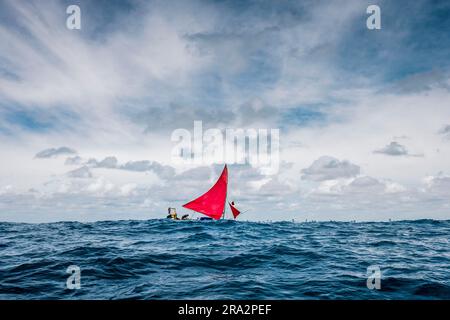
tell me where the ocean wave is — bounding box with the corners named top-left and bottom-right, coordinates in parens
top-left (0, 219), bottom-right (449, 299)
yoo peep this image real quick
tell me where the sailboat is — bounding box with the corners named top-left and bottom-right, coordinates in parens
top-left (182, 165), bottom-right (241, 220)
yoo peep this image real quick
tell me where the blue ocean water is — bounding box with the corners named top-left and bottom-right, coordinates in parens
top-left (0, 219), bottom-right (449, 300)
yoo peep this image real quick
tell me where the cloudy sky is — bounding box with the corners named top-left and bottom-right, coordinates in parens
top-left (0, 0), bottom-right (449, 222)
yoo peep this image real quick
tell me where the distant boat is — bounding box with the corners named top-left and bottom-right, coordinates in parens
top-left (182, 165), bottom-right (241, 220)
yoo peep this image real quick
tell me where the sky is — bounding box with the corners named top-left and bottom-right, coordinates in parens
top-left (0, 0), bottom-right (450, 222)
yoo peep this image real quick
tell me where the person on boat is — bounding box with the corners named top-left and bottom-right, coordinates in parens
top-left (166, 207), bottom-right (179, 220)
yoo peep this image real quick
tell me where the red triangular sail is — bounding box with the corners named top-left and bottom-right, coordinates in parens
top-left (228, 202), bottom-right (241, 219)
top-left (182, 165), bottom-right (228, 220)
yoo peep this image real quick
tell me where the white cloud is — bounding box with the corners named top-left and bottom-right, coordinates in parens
top-left (423, 173), bottom-right (450, 196)
top-left (119, 160), bottom-right (176, 180)
top-left (119, 183), bottom-right (138, 196)
top-left (438, 124), bottom-right (450, 140)
top-left (95, 156), bottom-right (119, 169)
top-left (301, 156), bottom-right (360, 181)
top-left (0, 185), bottom-right (13, 195)
top-left (64, 156), bottom-right (82, 165)
top-left (388, 70), bottom-right (450, 94)
top-left (259, 177), bottom-right (295, 196)
top-left (374, 141), bottom-right (425, 157)
top-left (85, 177), bottom-right (115, 195)
top-left (67, 166), bottom-right (92, 179)
top-left (35, 146), bottom-right (77, 158)
top-left (374, 141), bottom-right (409, 156)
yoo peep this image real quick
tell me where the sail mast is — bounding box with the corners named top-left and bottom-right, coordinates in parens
top-left (222, 180), bottom-right (227, 220)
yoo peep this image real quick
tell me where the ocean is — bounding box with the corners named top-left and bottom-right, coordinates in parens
top-left (0, 219), bottom-right (449, 300)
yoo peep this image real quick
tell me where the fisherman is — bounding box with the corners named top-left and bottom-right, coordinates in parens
top-left (166, 207), bottom-right (179, 220)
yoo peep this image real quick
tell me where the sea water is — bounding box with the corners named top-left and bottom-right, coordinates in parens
top-left (0, 219), bottom-right (449, 299)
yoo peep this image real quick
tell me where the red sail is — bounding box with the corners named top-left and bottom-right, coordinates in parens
top-left (229, 202), bottom-right (241, 219)
top-left (182, 165), bottom-right (228, 220)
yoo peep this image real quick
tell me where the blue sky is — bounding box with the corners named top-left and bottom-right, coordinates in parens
top-left (0, 0), bottom-right (450, 222)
